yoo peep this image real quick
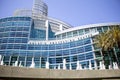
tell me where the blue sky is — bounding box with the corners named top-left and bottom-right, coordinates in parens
top-left (0, 0), bottom-right (120, 26)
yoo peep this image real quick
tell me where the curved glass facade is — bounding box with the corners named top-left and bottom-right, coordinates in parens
top-left (0, 16), bottom-right (119, 70)
top-left (27, 37), bottom-right (94, 69)
top-left (0, 0), bottom-right (120, 70)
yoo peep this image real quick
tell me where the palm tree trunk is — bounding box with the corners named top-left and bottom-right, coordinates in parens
top-left (113, 47), bottom-right (120, 67)
top-left (100, 49), bottom-right (104, 61)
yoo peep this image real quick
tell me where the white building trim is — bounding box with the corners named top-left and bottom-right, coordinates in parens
top-left (28, 31), bottom-right (99, 45)
top-left (55, 22), bottom-right (120, 35)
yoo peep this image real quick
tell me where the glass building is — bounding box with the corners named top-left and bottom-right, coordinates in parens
top-left (0, 0), bottom-right (120, 70)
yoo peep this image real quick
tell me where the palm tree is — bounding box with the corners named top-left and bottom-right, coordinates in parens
top-left (108, 26), bottom-right (120, 66)
top-left (109, 26), bottom-right (120, 49)
top-left (95, 31), bottom-right (112, 68)
top-left (95, 25), bottom-right (120, 68)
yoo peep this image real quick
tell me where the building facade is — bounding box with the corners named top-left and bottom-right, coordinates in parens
top-left (0, 0), bottom-right (120, 70)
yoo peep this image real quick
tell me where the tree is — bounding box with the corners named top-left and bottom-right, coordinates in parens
top-left (108, 26), bottom-right (120, 66)
top-left (95, 25), bottom-right (120, 68)
top-left (95, 31), bottom-right (112, 68)
top-left (109, 26), bottom-right (120, 49)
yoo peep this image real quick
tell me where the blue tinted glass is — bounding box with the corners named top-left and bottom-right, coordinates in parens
top-left (21, 38), bottom-right (28, 43)
top-left (56, 44), bottom-right (62, 49)
top-left (41, 45), bottom-right (48, 50)
top-left (8, 38), bottom-right (14, 43)
top-left (0, 28), bottom-right (4, 32)
top-left (49, 44), bottom-right (55, 50)
top-left (56, 50), bottom-right (62, 56)
top-left (70, 42), bottom-right (76, 47)
top-left (49, 58), bottom-right (56, 64)
top-left (34, 52), bottom-right (41, 57)
top-left (20, 44), bottom-right (27, 49)
top-left (49, 51), bottom-right (55, 57)
top-left (63, 43), bottom-right (69, 48)
top-left (86, 52), bottom-right (93, 59)
top-left (70, 48), bottom-right (77, 54)
top-left (13, 44), bottom-right (21, 49)
top-left (19, 56), bottom-right (25, 66)
top-left (78, 54), bottom-right (85, 61)
top-left (41, 57), bottom-right (47, 68)
top-left (2, 38), bottom-right (8, 43)
top-left (7, 44), bottom-right (13, 49)
top-left (84, 45), bottom-right (92, 52)
top-left (28, 45), bottom-right (34, 50)
top-left (1, 44), bottom-right (7, 49)
top-left (23, 27), bottom-right (29, 31)
top-left (70, 56), bottom-right (77, 62)
top-left (19, 51), bottom-right (26, 56)
top-left (24, 22), bottom-right (30, 26)
top-left (77, 47), bottom-right (84, 53)
top-left (71, 63), bottom-right (77, 70)
top-left (76, 40), bottom-right (84, 46)
top-left (11, 27), bottom-right (16, 31)
top-left (84, 38), bottom-right (91, 45)
top-left (73, 30), bottom-right (78, 36)
top-left (56, 57), bottom-right (62, 63)
top-left (34, 46), bottom-right (41, 50)
top-left (63, 50), bottom-right (69, 55)
top-left (63, 56), bottom-right (70, 62)
top-left (14, 38), bottom-right (22, 43)
top-left (42, 51), bottom-right (48, 57)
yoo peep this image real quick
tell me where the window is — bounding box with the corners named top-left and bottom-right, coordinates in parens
top-left (84, 38), bottom-right (91, 45)
top-left (84, 45), bottom-right (92, 52)
top-left (56, 44), bottom-right (62, 49)
top-left (67, 32), bottom-right (72, 38)
top-left (103, 26), bottom-right (108, 32)
top-left (13, 44), bottom-right (21, 49)
top-left (70, 42), bottom-right (76, 47)
top-left (77, 47), bottom-right (84, 53)
top-left (97, 27), bottom-right (102, 33)
top-left (86, 52), bottom-right (93, 59)
top-left (42, 51), bottom-right (48, 57)
top-left (73, 30), bottom-right (78, 36)
top-left (56, 50), bottom-right (62, 56)
top-left (49, 44), bottom-right (55, 50)
top-left (78, 54), bottom-right (85, 61)
top-left (62, 33), bottom-right (66, 39)
top-left (56, 57), bottom-right (62, 63)
top-left (63, 50), bottom-right (69, 55)
top-left (70, 56), bottom-right (77, 62)
top-left (49, 58), bottom-right (56, 64)
top-left (21, 38), bottom-right (28, 43)
top-left (63, 43), bottom-right (69, 48)
top-left (7, 44), bottom-right (13, 49)
top-left (8, 38), bottom-right (14, 43)
top-left (24, 22), bottom-right (30, 26)
top-left (63, 57), bottom-right (70, 62)
top-left (76, 40), bottom-right (84, 46)
top-left (70, 48), bottom-right (77, 54)
top-left (85, 28), bottom-right (90, 34)
top-left (28, 45), bottom-right (34, 50)
top-left (49, 51), bottom-right (55, 57)
top-left (14, 38), bottom-right (22, 43)
top-left (41, 45), bottom-right (48, 50)
top-left (78, 29), bottom-right (84, 35)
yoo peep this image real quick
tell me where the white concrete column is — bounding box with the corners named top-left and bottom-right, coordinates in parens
top-left (59, 24), bottom-right (63, 31)
top-left (30, 57), bottom-right (35, 68)
top-left (63, 59), bottom-right (66, 70)
top-left (45, 20), bottom-right (49, 40)
top-left (45, 61), bottom-right (49, 69)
